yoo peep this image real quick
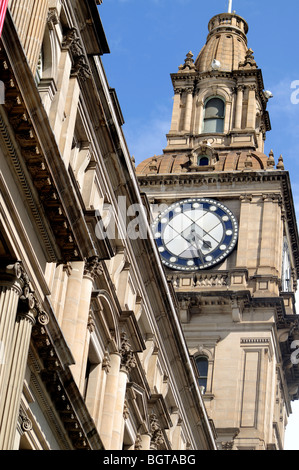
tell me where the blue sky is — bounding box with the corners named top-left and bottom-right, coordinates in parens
top-left (98, 0), bottom-right (299, 450)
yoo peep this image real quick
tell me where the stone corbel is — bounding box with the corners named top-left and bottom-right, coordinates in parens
top-left (47, 8), bottom-right (59, 30)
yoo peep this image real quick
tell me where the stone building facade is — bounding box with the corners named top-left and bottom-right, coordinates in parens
top-left (0, 1), bottom-right (216, 450)
top-left (136, 12), bottom-right (299, 450)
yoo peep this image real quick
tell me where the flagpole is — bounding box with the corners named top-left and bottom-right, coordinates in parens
top-left (228, 0), bottom-right (233, 13)
top-left (0, 0), bottom-right (9, 38)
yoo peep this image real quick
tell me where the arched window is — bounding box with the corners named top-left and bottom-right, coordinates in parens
top-left (195, 356), bottom-right (209, 393)
top-left (203, 97), bottom-right (225, 133)
top-left (198, 156), bottom-right (209, 166)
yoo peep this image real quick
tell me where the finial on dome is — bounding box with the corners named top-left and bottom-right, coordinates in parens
top-left (228, 0), bottom-right (232, 13)
top-left (239, 48), bottom-right (257, 69)
top-left (178, 51), bottom-right (196, 73)
top-left (277, 155), bottom-right (285, 170)
top-left (267, 149), bottom-right (275, 168)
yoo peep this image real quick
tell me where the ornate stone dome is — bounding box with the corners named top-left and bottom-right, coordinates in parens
top-left (195, 12), bottom-right (251, 73)
top-left (135, 150), bottom-right (284, 176)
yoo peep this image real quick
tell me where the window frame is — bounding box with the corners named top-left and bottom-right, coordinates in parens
top-left (202, 96), bottom-right (225, 134)
top-left (195, 355), bottom-right (209, 394)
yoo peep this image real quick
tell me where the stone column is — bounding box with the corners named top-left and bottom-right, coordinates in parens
top-left (140, 433), bottom-right (152, 450)
top-left (8, 0), bottom-right (34, 51)
top-left (9, 0), bottom-right (48, 73)
top-left (111, 333), bottom-right (136, 449)
top-left (246, 85), bottom-right (256, 129)
top-left (0, 262), bottom-right (23, 401)
top-left (0, 286), bottom-right (48, 449)
top-left (87, 353), bottom-right (110, 432)
top-left (234, 85), bottom-right (244, 129)
top-left (170, 88), bottom-right (182, 132)
top-left (183, 88), bottom-right (193, 132)
top-left (100, 352), bottom-right (121, 449)
top-left (61, 261), bottom-right (84, 352)
top-left (71, 257), bottom-right (103, 392)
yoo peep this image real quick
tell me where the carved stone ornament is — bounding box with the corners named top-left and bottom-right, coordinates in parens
top-left (178, 51), bottom-right (196, 73)
top-left (239, 48), bottom-right (257, 69)
top-left (19, 409), bottom-right (33, 433)
top-left (218, 440), bottom-right (234, 450)
top-left (47, 8), bottom-right (59, 29)
top-left (123, 399), bottom-right (129, 420)
top-left (102, 352), bottom-right (111, 373)
top-left (87, 311), bottom-right (95, 333)
top-left (134, 434), bottom-right (142, 450)
top-left (120, 332), bottom-right (137, 373)
top-left (62, 27), bottom-right (91, 80)
top-left (84, 256), bottom-right (103, 280)
top-left (150, 413), bottom-right (164, 449)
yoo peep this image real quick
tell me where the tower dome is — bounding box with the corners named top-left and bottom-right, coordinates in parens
top-left (136, 8), bottom-right (272, 177)
top-left (195, 12), bottom-right (249, 73)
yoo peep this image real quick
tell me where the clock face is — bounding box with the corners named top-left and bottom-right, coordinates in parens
top-left (152, 198), bottom-right (238, 271)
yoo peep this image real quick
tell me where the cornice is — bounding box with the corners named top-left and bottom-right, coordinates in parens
top-left (0, 12), bottom-right (98, 262)
top-left (138, 169), bottom-right (287, 187)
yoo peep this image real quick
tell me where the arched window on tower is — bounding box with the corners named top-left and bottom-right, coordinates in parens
top-left (195, 356), bottom-right (209, 394)
top-left (198, 155), bottom-right (210, 166)
top-left (203, 97), bottom-right (225, 133)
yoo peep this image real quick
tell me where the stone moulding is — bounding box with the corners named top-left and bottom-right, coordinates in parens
top-left (0, 15), bottom-right (99, 263)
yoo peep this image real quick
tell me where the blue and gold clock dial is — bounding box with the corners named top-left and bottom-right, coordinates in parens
top-left (152, 198), bottom-right (238, 271)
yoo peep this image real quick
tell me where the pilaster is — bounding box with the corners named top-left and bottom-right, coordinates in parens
top-left (183, 88), bottom-right (193, 132)
top-left (169, 88), bottom-right (182, 133)
top-left (234, 85), bottom-right (245, 129)
top-left (246, 85), bottom-right (257, 130)
top-left (72, 257), bottom-right (103, 392)
top-left (0, 262), bottom-right (27, 402)
top-left (111, 332), bottom-right (136, 449)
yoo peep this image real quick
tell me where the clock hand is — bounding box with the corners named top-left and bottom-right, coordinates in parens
top-left (189, 229), bottom-right (211, 250)
top-left (187, 230), bottom-right (205, 264)
top-left (202, 239), bottom-right (212, 249)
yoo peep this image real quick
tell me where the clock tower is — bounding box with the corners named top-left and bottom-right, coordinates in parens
top-left (136, 11), bottom-right (299, 450)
